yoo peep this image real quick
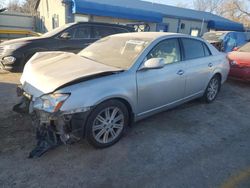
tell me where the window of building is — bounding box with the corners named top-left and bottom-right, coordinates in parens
top-left (182, 38), bottom-right (205, 60)
top-left (180, 23), bottom-right (185, 30)
top-left (190, 28), bottom-right (200, 37)
top-left (40, 16), bottom-right (45, 33)
top-left (52, 14), bottom-right (59, 29)
top-left (46, 0), bottom-right (49, 18)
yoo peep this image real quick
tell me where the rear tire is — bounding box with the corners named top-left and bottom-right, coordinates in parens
top-left (85, 100), bottom-right (129, 148)
top-left (203, 75), bottom-right (221, 103)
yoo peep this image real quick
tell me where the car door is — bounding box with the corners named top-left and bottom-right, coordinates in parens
top-left (57, 25), bottom-right (94, 53)
top-left (181, 38), bottom-right (214, 97)
top-left (136, 38), bottom-right (186, 114)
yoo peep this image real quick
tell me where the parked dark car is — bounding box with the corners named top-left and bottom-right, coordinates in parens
top-left (0, 22), bottom-right (134, 72)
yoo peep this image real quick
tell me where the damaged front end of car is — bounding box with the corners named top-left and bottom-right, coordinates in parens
top-left (13, 85), bottom-right (91, 158)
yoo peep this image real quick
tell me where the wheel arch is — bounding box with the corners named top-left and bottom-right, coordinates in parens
top-left (213, 72), bottom-right (222, 82)
top-left (94, 97), bottom-right (135, 126)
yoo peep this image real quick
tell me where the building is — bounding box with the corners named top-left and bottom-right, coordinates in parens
top-left (35, 0), bottom-right (244, 36)
top-left (0, 11), bottom-right (34, 31)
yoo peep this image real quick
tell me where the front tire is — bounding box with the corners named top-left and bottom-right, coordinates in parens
top-left (203, 75), bottom-right (221, 103)
top-left (85, 100), bottom-right (129, 148)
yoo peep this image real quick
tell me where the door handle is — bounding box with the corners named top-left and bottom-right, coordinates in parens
top-left (177, 70), bottom-right (184, 75)
top-left (208, 63), bottom-right (213, 67)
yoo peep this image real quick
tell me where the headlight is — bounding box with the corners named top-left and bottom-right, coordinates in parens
top-left (34, 93), bottom-right (70, 113)
top-left (4, 43), bottom-right (26, 50)
top-left (230, 60), bottom-right (237, 66)
top-left (3, 56), bottom-right (16, 64)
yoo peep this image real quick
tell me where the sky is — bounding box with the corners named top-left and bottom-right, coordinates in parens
top-left (2, 0), bottom-right (193, 7)
top-left (144, 0), bottom-right (193, 6)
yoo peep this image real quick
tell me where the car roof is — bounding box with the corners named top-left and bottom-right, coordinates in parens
top-left (111, 32), bottom-right (186, 40)
top-left (74, 21), bottom-right (134, 30)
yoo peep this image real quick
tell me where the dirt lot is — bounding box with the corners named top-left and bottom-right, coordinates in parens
top-left (0, 72), bottom-right (250, 188)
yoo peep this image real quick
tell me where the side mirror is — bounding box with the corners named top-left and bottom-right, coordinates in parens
top-left (140, 58), bottom-right (165, 70)
top-left (60, 32), bottom-right (71, 39)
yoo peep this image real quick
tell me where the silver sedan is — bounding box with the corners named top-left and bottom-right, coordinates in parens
top-left (15, 32), bottom-right (230, 157)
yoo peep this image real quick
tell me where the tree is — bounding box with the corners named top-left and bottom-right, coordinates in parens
top-left (233, 0), bottom-right (250, 16)
top-left (193, 0), bottom-right (225, 13)
top-left (192, 0), bottom-right (250, 27)
top-left (4, 0), bottom-right (37, 15)
top-left (176, 2), bottom-right (190, 9)
top-left (218, 0), bottom-right (250, 27)
top-left (22, 0), bottom-right (38, 15)
top-left (0, 0), bottom-right (6, 9)
top-left (6, 0), bottom-right (23, 12)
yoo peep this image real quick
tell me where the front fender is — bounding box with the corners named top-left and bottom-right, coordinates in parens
top-left (59, 72), bottom-right (137, 114)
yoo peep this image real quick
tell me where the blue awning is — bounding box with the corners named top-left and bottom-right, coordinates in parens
top-left (72, 0), bottom-right (163, 23)
top-left (208, 20), bottom-right (244, 31)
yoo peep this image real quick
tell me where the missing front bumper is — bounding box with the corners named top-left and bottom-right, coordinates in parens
top-left (29, 122), bottom-right (62, 158)
top-left (13, 88), bottom-right (90, 158)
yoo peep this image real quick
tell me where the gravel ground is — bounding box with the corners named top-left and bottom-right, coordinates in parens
top-left (0, 72), bottom-right (250, 188)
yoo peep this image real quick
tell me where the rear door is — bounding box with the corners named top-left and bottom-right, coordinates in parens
top-left (57, 25), bottom-right (94, 53)
top-left (181, 38), bottom-right (214, 97)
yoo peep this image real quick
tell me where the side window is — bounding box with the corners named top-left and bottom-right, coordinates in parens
top-left (203, 43), bottom-right (211, 56)
top-left (64, 27), bottom-right (76, 38)
top-left (113, 27), bottom-right (128, 34)
top-left (182, 38), bottom-right (205, 60)
top-left (147, 39), bottom-right (181, 65)
top-left (93, 26), bottom-right (116, 39)
top-left (74, 26), bottom-right (91, 39)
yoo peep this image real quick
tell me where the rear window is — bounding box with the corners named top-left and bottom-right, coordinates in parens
top-left (182, 38), bottom-right (206, 60)
top-left (202, 32), bottom-right (226, 42)
top-left (93, 26), bottom-right (117, 39)
top-left (113, 27), bottom-right (129, 33)
top-left (203, 43), bottom-right (212, 56)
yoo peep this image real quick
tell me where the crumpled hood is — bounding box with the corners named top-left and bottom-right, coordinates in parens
top-left (21, 51), bottom-right (121, 97)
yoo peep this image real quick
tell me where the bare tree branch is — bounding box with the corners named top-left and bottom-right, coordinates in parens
top-left (193, 0), bottom-right (225, 13)
top-left (233, 0), bottom-right (250, 16)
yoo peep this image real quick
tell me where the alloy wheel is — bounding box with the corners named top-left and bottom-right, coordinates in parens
top-left (92, 107), bottom-right (125, 144)
top-left (207, 77), bottom-right (219, 101)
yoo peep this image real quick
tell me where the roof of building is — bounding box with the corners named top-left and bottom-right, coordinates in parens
top-left (72, 0), bottom-right (244, 31)
top-left (36, 0), bottom-right (244, 31)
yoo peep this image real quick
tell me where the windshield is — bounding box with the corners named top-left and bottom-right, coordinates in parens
top-left (239, 42), bottom-right (250, 52)
top-left (79, 36), bottom-right (152, 69)
top-left (42, 23), bottom-right (75, 37)
top-left (202, 32), bottom-right (226, 42)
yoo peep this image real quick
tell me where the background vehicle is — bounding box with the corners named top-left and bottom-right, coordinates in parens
top-left (202, 31), bottom-right (249, 52)
top-left (228, 42), bottom-right (250, 82)
top-left (0, 29), bottom-right (41, 43)
top-left (15, 32), bottom-right (229, 157)
top-left (0, 22), bottom-right (134, 72)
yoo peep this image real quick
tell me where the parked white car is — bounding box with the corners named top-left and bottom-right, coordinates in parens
top-left (14, 32), bottom-right (230, 157)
